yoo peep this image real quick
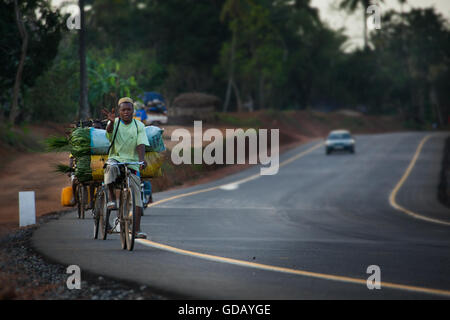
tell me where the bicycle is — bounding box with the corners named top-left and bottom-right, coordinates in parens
top-left (92, 182), bottom-right (108, 240)
top-left (75, 183), bottom-right (88, 219)
top-left (77, 181), bottom-right (100, 220)
top-left (94, 161), bottom-right (143, 251)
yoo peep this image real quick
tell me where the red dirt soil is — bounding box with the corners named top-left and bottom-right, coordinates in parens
top-left (0, 151), bottom-right (72, 236)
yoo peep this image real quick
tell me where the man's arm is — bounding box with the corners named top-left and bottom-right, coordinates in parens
top-left (136, 144), bottom-right (147, 171)
top-left (102, 108), bottom-right (116, 133)
top-left (106, 120), bottom-right (114, 133)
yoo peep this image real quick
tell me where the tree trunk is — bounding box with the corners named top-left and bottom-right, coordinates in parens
top-left (79, 0), bottom-right (90, 120)
top-left (223, 78), bottom-right (232, 112)
top-left (417, 85), bottom-right (425, 124)
top-left (258, 73), bottom-right (265, 110)
top-left (223, 29), bottom-right (237, 112)
top-left (430, 83), bottom-right (443, 126)
top-left (363, 6), bottom-right (368, 49)
top-left (231, 79), bottom-right (242, 112)
top-left (9, 0), bottom-right (28, 124)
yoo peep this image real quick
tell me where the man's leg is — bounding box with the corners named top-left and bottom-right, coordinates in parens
top-left (129, 173), bottom-right (146, 238)
top-left (104, 160), bottom-right (119, 209)
top-left (107, 183), bottom-right (116, 205)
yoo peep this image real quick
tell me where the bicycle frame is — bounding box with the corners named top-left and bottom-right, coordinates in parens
top-left (107, 161), bottom-right (143, 251)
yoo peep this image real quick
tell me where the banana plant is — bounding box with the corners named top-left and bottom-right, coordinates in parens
top-left (87, 57), bottom-right (141, 117)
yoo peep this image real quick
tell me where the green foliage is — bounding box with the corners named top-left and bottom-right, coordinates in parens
top-left (70, 127), bottom-right (91, 158)
top-left (86, 0), bottom-right (228, 99)
top-left (45, 135), bottom-right (71, 152)
top-left (3, 0), bottom-right (448, 128)
top-left (24, 36), bottom-right (79, 122)
top-left (217, 0), bottom-right (348, 110)
top-left (118, 49), bottom-right (166, 91)
top-left (53, 163), bottom-right (72, 175)
top-left (68, 127), bottom-right (94, 182)
top-left (368, 8), bottom-right (450, 124)
top-left (87, 55), bottom-right (142, 117)
top-left (0, 123), bottom-right (43, 151)
top-left (74, 155), bottom-right (93, 183)
top-left (0, 0), bottom-right (66, 119)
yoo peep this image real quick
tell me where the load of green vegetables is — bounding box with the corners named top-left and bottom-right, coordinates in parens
top-left (70, 127), bottom-right (92, 158)
top-left (47, 126), bottom-right (165, 182)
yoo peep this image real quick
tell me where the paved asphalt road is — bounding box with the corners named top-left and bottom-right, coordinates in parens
top-left (33, 132), bottom-right (450, 299)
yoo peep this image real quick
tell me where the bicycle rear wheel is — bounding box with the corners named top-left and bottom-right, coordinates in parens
top-left (76, 185), bottom-right (82, 219)
top-left (94, 187), bottom-right (106, 239)
top-left (77, 186), bottom-right (87, 219)
top-left (93, 193), bottom-right (100, 239)
top-left (102, 208), bottom-right (111, 240)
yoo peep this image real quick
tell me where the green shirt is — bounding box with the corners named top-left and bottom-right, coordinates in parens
top-left (106, 118), bottom-right (149, 171)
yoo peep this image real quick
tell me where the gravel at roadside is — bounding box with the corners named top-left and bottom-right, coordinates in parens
top-left (0, 211), bottom-right (166, 300)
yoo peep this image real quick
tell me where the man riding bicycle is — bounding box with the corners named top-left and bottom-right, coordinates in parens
top-left (102, 97), bottom-right (149, 239)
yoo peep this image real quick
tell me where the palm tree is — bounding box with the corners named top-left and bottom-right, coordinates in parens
top-left (397, 0), bottom-right (408, 24)
top-left (79, 0), bottom-right (90, 120)
top-left (220, 0), bottom-right (250, 112)
top-left (339, 0), bottom-right (382, 49)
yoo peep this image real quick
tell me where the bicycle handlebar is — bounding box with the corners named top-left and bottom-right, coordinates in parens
top-left (112, 161), bottom-right (144, 166)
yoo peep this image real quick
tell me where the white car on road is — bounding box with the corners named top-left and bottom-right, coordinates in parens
top-left (145, 112), bottom-right (168, 125)
top-left (325, 130), bottom-right (355, 155)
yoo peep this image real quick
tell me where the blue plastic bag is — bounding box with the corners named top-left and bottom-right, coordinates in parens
top-left (145, 126), bottom-right (166, 153)
top-left (89, 128), bottom-right (110, 155)
top-left (88, 126), bottom-right (166, 154)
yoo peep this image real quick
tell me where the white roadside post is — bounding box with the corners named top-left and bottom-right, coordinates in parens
top-left (19, 191), bottom-right (36, 227)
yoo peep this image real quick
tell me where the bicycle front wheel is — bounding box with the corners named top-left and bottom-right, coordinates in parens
top-left (119, 190), bottom-right (127, 250)
top-left (93, 192), bottom-right (100, 239)
top-left (122, 188), bottom-right (136, 251)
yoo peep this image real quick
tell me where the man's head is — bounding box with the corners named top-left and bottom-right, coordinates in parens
top-left (118, 97), bottom-right (134, 123)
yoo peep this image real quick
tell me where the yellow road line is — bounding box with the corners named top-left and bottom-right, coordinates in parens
top-left (140, 136), bottom-right (450, 297)
top-left (137, 238), bottom-right (450, 297)
top-left (389, 134), bottom-right (450, 226)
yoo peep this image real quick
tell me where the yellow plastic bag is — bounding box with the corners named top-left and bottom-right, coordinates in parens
top-left (91, 155), bottom-right (108, 180)
top-left (141, 152), bottom-right (164, 178)
top-left (88, 152), bottom-right (164, 181)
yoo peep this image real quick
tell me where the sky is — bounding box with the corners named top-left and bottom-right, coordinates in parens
top-left (52, 0), bottom-right (450, 50)
top-left (310, 0), bottom-right (450, 50)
